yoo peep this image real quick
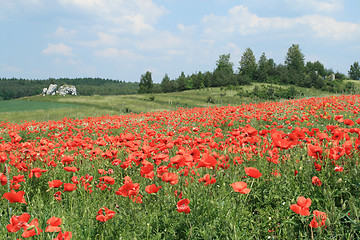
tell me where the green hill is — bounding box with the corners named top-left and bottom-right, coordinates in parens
top-left (1, 82), bottom-right (358, 123)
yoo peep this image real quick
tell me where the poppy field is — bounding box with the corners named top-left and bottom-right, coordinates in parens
top-left (1, 95), bottom-right (360, 239)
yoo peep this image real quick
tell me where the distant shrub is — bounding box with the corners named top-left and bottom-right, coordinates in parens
top-left (237, 85), bottom-right (298, 100)
top-left (207, 96), bottom-right (216, 103)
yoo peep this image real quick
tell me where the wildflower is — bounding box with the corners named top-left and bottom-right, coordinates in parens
top-left (22, 218), bottom-right (42, 238)
top-left (115, 176), bottom-right (141, 202)
top-left (99, 176), bottom-right (115, 185)
top-left (29, 168), bottom-right (48, 178)
top-left (312, 176), bottom-right (322, 186)
top-left (3, 190), bottom-right (27, 204)
top-left (54, 191), bottom-right (62, 201)
top-left (271, 169), bottom-right (281, 177)
top-left (177, 199), bottom-right (191, 214)
top-left (145, 184), bottom-right (162, 194)
top-left (198, 174), bottom-right (216, 186)
top-left (161, 172), bottom-right (179, 185)
top-left (230, 181), bottom-right (251, 194)
top-left (334, 165), bottom-right (344, 172)
top-left (53, 231), bottom-right (72, 240)
top-left (96, 207), bottom-right (115, 222)
top-left (63, 183), bottom-right (77, 192)
top-left (48, 180), bottom-right (63, 188)
top-left (244, 167), bottom-right (262, 178)
top-left (64, 166), bottom-right (78, 172)
top-left (309, 210), bottom-right (327, 228)
top-left (290, 196), bottom-right (311, 216)
top-left (6, 213), bottom-right (31, 233)
top-left (45, 217), bottom-right (62, 232)
top-left (0, 173), bottom-right (7, 185)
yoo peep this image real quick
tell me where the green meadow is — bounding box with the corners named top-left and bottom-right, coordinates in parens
top-left (1, 83), bottom-right (352, 123)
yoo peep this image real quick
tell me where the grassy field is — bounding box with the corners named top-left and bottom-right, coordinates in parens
top-left (1, 82), bottom-right (351, 123)
top-left (0, 94), bottom-right (359, 239)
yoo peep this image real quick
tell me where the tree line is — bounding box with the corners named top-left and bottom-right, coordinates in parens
top-left (2, 44), bottom-right (359, 100)
top-left (0, 78), bottom-right (139, 100)
top-left (139, 44), bottom-right (359, 94)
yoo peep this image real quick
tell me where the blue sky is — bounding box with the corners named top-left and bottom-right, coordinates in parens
top-left (1, 0), bottom-right (360, 83)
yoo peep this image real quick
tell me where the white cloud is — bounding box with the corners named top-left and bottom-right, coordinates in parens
top-left (166, 50), bottom-right (185, 55)
top-left (58, 0), bottom-right (168, 35)
top-left (1, 64), bottom-right (22, 73)
top-left (76, 32), bottom-right (119, 48)
top-left (287, 0), bottom-right (344, 13)
top-left (202, 6), bottom-right (294, 36)
top-left (53, 27), bottom-right (77, 38)
top-left (96, 32), bottom-right (118, 45)
top-left (201, 5), bottom-right (360, 41)
top-left (298, 15), bottom-right (360, 40)
top-left (41, 42), bottom-right (74, 56)
top-left (177, 24), bottom-right (197, 34)
top-left (135, 31), bottom-right (183, 50)
top-left (53, 58), bottom-right (81, 65)
top-left (94, 48), bottom-right (142, 60)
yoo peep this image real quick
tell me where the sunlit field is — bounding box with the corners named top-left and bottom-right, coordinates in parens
top-left (0, 84), bottom-right (342, 123)
top-left (1, 95), bottom-right (360, 239)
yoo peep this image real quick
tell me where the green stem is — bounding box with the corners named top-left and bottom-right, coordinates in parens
top-left (187, 216), bottom-right (192, 240)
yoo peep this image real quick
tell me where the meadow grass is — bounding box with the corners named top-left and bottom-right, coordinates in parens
top-left (0, 94), bottom-right (359, 239)
top-left (1, 83), bottom-right (340, 123)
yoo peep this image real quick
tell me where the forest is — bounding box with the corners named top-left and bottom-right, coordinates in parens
top-left (0, 78), bottom-right (139, 100)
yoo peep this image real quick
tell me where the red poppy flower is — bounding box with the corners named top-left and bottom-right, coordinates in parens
top-left (308, 145), bottom-right (323, 160)
top-left (177, 199), bottom-right (191, 214)
top-left (312, 176), bottom-right (322, 186)
top-left (29, 167), bottom-right (48, 178)
top-left (61, 155), bottom-right (74, 165)
top-left (314, 162), bottom-right (322, 171)
top-left (96, 207), bottom-right (115, 222)
top-left (140, 162), bottom-right (155, 179)
top-left (290, 196), bottom-right (311, 216)
top-left (99, 176), bottom-right (115, 185)
top-left (22, 218), bottom-right (43, 238)
top-left (98, 169), bottom-right (107, 175)
top-left (309, 210), bottom-right (327, 228)
top-left (45, 216), bottom-right (62, 232)
top-left (230, 181), bottom-right (251, 194)
top-left (0, 173), bottom-right (7, 185)
top-left (48, 180), bottom-right (63, 188)
top-left (343, 119), bottom-right (354, 126)
top-left (334, 165), bottom-right (344, 172)
top-left (145, 184), bottom-right (162, 194)
top-left (196, 153), bottom-right (217, 169)
top-left (71, 176), bottom-right (79, 184)
top-left (64, 166), bottom-right (78, 172)
top-left (3, 190), bottom-right (27, 204)
top-left (244, 167), bottom-right (262, 179)
top-left (161, 172), bottom-right (179, 185)
top-left (54, 191), bottom-right (62, 201)
top-left (53, 231), bottom-right (72, 240)
top-left (6, 213), bottom-right (31, 233)
top-left (271, 169), bottom-right (281, 177)
top-left (115, 176), bottom-right (140, 199)
top-left (198, 174), bottom-right (216, 186)
top-left (63, 183), bottom-right (77, 192)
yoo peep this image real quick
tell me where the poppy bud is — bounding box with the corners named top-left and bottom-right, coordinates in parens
top-left (342, 202), bottom-right (346, 211)
top-left (27, 225), bottom-right (35, 231)
top-left (325, 217), bottom-right (331, 227)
